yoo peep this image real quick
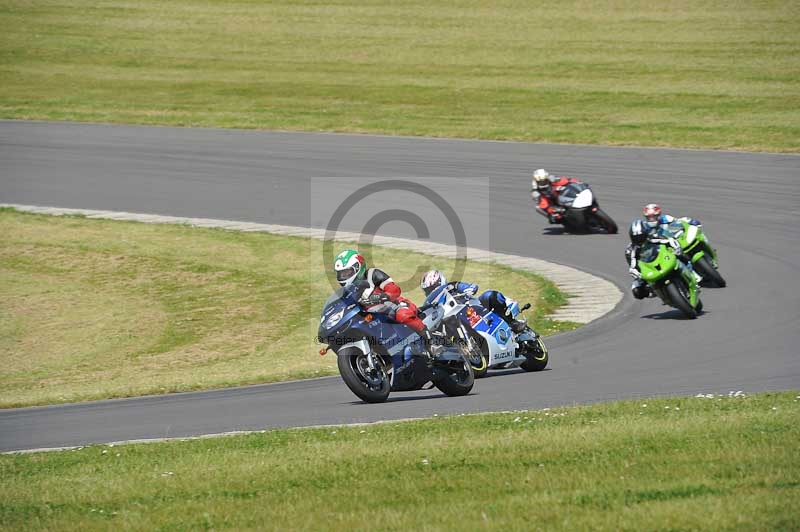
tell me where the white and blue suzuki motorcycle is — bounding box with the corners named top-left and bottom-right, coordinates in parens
top-left (423, 287), bottom-right (549, 378)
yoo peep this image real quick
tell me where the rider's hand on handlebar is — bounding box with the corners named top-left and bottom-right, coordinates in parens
top-left (367, 293), bottom-right (390, 305)
top-left (629, 267), bottom-right (641, 279)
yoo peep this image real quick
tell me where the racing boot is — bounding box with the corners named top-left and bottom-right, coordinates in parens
top-left (509, 318), bottom-right (528, 334)
top-left (502, 305), bottom-right (527, 333)
top-left (421, 328), bottom-right (445, 358)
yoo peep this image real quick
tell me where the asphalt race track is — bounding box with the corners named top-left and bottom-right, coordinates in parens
top-left (1, 120), bottom-right (798, 452)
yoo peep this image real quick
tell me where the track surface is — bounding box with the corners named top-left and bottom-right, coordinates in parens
top-left (1, 121), bottom-right (798, 452)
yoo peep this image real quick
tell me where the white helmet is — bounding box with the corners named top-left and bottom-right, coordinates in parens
top-left (532, 168), bottom-right (552, 192)
top-left (420, 270), bottom-right (447, 296)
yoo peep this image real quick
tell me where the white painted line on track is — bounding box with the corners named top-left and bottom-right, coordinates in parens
top-left (2, 203), bottom-right (622, 324)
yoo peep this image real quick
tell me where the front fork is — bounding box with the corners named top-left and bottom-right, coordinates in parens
top-left (450, 320), bottom-right (483, 368)
top-left (676, 267), bottom-right (700, 307)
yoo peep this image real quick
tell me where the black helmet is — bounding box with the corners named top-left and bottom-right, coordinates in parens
top-left (629, 219), bottom-right (648, 245)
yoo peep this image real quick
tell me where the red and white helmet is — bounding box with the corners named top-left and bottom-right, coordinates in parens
top-left (420, 270), bottom-right (447, 295)
top-left (642, 203), bottom-right (662, 227)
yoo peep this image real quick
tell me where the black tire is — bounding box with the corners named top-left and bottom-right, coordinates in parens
top-left (337, 348), bottom-right (391, 403)
top-left (433, 358), bottom-right (474, 397)
top-left (466, 334), bottom-right (489, 378)
top-left (561, 220), bottom-right (579, 234)
top-left (665, 280), bottom-right (697, 319)
top-left (592, 208), bottom-right (618, 234)
top-left (694, 255), bottom-right (726, 288)
top-left (520, 335), bottom-right (549, 372)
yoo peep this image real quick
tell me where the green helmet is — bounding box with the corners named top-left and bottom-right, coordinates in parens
top-left (334, 249), bottom-right (366, 288)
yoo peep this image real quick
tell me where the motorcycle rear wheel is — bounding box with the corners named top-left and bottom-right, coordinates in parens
top-left (337, 348), bottom-right (391, 403)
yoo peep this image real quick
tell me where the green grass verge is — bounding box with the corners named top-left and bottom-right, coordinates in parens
top-left (1, 0), bottom-right (798, 152)
top-left (0, 209), bottom-right (577, 408)
top-left (1, 392), bottom-right (797, 531)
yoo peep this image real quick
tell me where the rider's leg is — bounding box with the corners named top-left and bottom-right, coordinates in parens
top-left (395, 301), bottom-right (443, 357)
top-left (631, 279), bottom-right (652, 299)
top-left (479, 290), bottom-right (526, 332)
top-left (678, 258), bottom-right (703, 284)
top-left (394, 299), bottom-right (425, 332)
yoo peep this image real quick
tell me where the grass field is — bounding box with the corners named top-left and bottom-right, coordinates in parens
top-left (1, 0), bottom-right (798, 152)
top-left (2, 3), bottom-right (797, 528)
top-left (1, 392), bottom-right (797, 531)
top-left (0, 209), bottom-right (575, 408)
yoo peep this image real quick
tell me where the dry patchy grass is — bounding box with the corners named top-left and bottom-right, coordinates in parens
top-left (0, 210), bottom-right (573, 407)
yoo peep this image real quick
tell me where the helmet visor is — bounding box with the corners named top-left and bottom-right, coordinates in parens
top-left (336, 265), bottom-right (359, 283)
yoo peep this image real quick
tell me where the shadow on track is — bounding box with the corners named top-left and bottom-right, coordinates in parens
top-left (542, 226), bottom-right (619, 237)
top-left (342, 392), bottom-right (478, 405)
top-left (640, 309), bottom-right (708, 320)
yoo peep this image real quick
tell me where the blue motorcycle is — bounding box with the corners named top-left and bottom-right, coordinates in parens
top-left (423, 287), bottom-right (548, 378)
top-left (318, 284), bottom-right (474, 403)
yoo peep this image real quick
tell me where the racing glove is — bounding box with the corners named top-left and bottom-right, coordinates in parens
top-left (667, 238), bottom-right (688, 260)
top-left (628, 267), bottom-right (641, 279)
top-left (366, 293), bottom-right (390, 305)
top-left (672, 241), bottom-right (691, 263)
top-left (462, 283), bottom-right (478, 297)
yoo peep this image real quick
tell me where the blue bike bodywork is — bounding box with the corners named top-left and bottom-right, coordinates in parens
top-left (318, 285), bottom-right (473, 403)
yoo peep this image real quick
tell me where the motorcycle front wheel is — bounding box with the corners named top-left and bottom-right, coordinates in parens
top-left (694, 255), bottom-right (726, 288)
top-left (665, 279), bottom-right (698, 319)
top-left (591, 208), bottom-right (618, 234)
top-left (463, 335), bottom-right (488, 378)
top-left (337, 348), bottom-right (392, 403)
top-left (520, 335), bottom-right (549, 372)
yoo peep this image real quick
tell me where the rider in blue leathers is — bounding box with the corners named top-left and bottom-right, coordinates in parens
top-left (643, 203), bottom-right (701, 234)
top-left (420, 270), bottom-right (527, 333)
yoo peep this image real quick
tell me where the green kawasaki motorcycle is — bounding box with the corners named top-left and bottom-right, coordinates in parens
top-left (638, 242), bottom-right (704, 319)
top-left (666, 220), bottom-right (726, 287)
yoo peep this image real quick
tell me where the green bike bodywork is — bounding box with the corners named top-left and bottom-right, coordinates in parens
top-left (667, 220), bottom-right (718, 267)
top-left (638, 242), bottom-right (702, 318)
top-left (665, 220), bottom-right (726, 287)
